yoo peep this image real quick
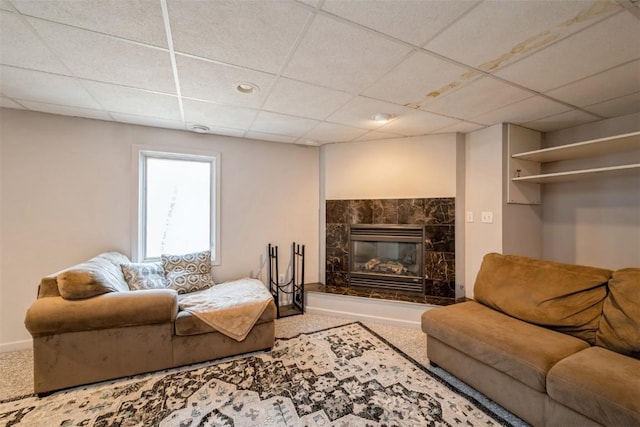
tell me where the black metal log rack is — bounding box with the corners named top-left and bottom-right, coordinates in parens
top-left (268, 242), bottom-right (305, 318)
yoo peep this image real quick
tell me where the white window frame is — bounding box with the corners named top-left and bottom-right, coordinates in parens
top-left (132, 145), bottom-right (221, 265)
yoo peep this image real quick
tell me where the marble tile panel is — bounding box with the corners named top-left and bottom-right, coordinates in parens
top-left (348, 199), bottom-right (374, 224)
top-left (326, 271), bottom-right (348, 287)
top-left (398, 198), bottom-right (426, 224)
top-left (424, 225), bottom-right (455, 252)
top-left (326, 199), bottom-right (349, 224)
top-left (425, 279), bottom-right (456, 299)
top-left (425, 251), bottom-right (455, 281)
top-left (372, 199), bottom-right (399, 224)
top-left (424, 198), bottom-right (456, 224)
top-left (326, 224), bottom-right (348, 250)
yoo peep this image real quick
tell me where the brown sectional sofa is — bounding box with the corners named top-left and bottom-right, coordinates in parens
top-left (422, 253), bottom-right (639, 427)
top-left (24, 252), bottom-right (276, 395)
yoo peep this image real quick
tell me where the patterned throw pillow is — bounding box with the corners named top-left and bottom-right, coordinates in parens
top-left (121, 262), bottom-right (168, 291)
top-left (161, 250), bottom-right (214, 294)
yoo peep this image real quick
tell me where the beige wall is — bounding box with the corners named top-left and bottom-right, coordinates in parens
top-left (541, 113), bottom-right (640, 269)
top-left (0, 109), bottom-right (319, 350)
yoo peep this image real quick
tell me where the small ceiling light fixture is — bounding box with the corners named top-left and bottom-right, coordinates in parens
top-left (372, 112), bottom-right (395, 123)
top-left (190, 124), bottom-right (210, 134)
top-left (235, 81), bottom-right (259, 94)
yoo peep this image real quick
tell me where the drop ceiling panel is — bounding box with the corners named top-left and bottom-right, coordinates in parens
top-left (250, 111), bottom-right (320, 137)
top-left (305, 122), bottom-right (368, 143)
top-left (495, 12), bottom-right (640, 92)
top-left (177, 55), bottom-right (276, 108)
top-left (471, 95), bottom-right (572, 126)
top-left (192, 124), bottom-right (246, 138)
top-left (522, 109), bottom-right (601, 132)
top-left (327, 96), bottom-right (410, 130)
top-left (546, 60), bottom-right (640, 107)
top-left (283, 14), bottom-right (412, 93)
top-left (322, 0), bottom-right (477, 46)
top-left (378, 109), bottom-right (460, 136)
top-left (0, 96), bottom-right (24, 109)
top-left (11, 0), bottom-right (168, 47)
top-left (245, 131), bottom-right (298, 144)
top-left (425, 0), bottom-right (621, 72)
top-left (168, 0), bottom-right (311, 73)
top-left (19, 101), bottom-right (112, 121)
top-left (263, 78), bottom-right (353, 120)
top-left (183, 98), bottom-right (256, 130)
top-left (354, 130), bottom-right (404, 142)
top-left (437, 120), bottom-right (485, 134)
top-left (111, 112), bottom-right (185, 130)
top-left (363, 51), bottom-right (478, 107)
top-left (423, 77), bottom-right (532, 120)
top-left (0, 66), bottom-right (100, 109)
top-left (0, 11), bottom-right (68, 74)
top-left (83, 81), bottom-right (182, 121)
top-left (583, 92), bottom-right (640, 118)
top-left (28, 18), bottom-right (176, 94)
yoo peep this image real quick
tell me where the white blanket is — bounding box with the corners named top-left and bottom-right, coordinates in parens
top-left (178, 278), bottom-right (273, 342)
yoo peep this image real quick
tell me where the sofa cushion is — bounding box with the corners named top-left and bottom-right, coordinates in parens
top-left (547, 346), bottom-right (640, 426)
top-left (474, 253), bottom-right (611, 344)
top-left (422, 301), bottom-right (589, 392)
top-left (162, 250), bottom-right (214, 294)
top-left (57, 252), bottom-right (130, 299)
top-left (175, 300), bottom-right (277, 336)
top-left (121, 261), bottom-right (168, 290)
top-left (596, 268), bottom-right (640, 358)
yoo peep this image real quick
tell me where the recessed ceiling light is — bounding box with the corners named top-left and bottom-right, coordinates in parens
top-left (235, 82), bottom-right (259, 94)
top-left (373, 113), bottom-right (395, 123)
top-left (190, 124), bottom-right (210, 134)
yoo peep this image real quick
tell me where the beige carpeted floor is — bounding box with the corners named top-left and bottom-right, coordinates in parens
top-left (0, 314), bottom-right (428, 401)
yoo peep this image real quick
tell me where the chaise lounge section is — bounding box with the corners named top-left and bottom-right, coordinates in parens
top-left (24, 252), bottom-right (276, 395)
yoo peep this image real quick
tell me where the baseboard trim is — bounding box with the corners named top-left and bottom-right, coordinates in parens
top-left (0, 339), bottom-right (32, 353)
top-left (306, 291), bottom-right (434, 330)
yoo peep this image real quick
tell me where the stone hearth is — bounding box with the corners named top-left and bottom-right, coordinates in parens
top-left (326, 198), bottom-right (456, 300)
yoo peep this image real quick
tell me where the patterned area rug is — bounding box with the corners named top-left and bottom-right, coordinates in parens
top-left (0, 322), bottom-right (512, 426)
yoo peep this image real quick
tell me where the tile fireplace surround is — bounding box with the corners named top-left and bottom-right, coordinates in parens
top-left (326, 198), bottom-right (456, 303)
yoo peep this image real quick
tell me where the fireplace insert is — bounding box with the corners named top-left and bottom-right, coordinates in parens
top-left (349, 224), bottom-right (425, 294)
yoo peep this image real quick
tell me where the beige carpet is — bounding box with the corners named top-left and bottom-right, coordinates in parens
top-left (0, 314), bottom-right (427, 401)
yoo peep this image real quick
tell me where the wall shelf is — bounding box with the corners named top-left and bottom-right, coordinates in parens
top-left (510, 130), bottom-right (640, 188)
top-left (512, 163), bottom-right (640, 184)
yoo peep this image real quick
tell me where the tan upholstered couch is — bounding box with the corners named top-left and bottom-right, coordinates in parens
top-left (422, 253), bottom-right (639, 427)
top-left (24, 252), bottom-right (276, 395)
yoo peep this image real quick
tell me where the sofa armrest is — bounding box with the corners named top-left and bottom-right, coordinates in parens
top-left (25, 289), bottom-right (179, 337)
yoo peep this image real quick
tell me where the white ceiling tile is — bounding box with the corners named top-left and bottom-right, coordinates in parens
top-left (583, 92), bottom-right (640, 118)
top-left (322, 0), bottom-right (476, 46)
top-left (0, 1), bottom-right (13, 11)
top-left (28, 18), bottom-right (176, 93)
top-left (250, 111), bottom-right (320, 137)
top-left (546, 60), bottom-right (640, 107)
top-left (245, 131), bottom-right (298, 144)
top-left (168, 0), bottom-right (311, 73)
top-left (109, 113), bottom-right (186, 131)
top-left (200, 125), bottom-right (246, 138)
top-left (177, 55), bottom-right (277, 108)
top-left (327, 96), bottom-right (411, 129)
top-left (0, 11), bottom-right (68, 74)
top-left (437, 121), bottom-right (486, 134)
top-left (283, 14), bottom-right (412, 93)
top-left (353, 130), bottom-right (405, 142)
top-left (423, 77), bottom-right (532, 120)
top-left (363, 51), bottom-right (478, 107)
top-left (12, 0), bottom-right (167, 47)
top-left (83, 81), bottom-right (182, 121)
top-left (304, 122), bottom-right (368, 142)
top-left (18, 100), bottom-right (112, 121)
top-left (183, 98), bottom-right (257, 130)
top-left (496, 12), bottom-right (640, 92)
top-left (0, 96), bottom-right (25, 109)
top-left (470, 95), bottom-right (572, 126)
top-left (0, 66), bottom-right (101, 109)
top-left (377, 109), bottom-right (460, 136)
top-left (425, 0), bottom-right (621, 71)
top-left (523, 109), bottom-right (601, 133)
top-left (263, 78), bottom-right (353, 120)
top-left (297, 0), bottom-right (320, 7)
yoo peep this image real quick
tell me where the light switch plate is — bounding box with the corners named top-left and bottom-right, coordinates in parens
top-left (481, 211), bottom-right (493, 223)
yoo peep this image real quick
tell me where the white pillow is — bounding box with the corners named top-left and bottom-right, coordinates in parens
top-left (161, 250), bottom-right (214, 294)
top-left (121, 262), bottom-right (168, 290)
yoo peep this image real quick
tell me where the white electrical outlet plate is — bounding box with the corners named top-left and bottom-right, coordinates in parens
top-left (466, 211), bottom-right (474, 223)
top-left (481, 211), bottom-right (494, 223)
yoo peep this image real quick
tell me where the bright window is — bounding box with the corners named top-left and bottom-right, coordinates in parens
top-left (135, 148), bottom-right (220, 263)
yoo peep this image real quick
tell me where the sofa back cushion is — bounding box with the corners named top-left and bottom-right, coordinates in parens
top-left (596, 268), bottom-right (640, 359)
top-left (474, 253), bottom-right (612, 344)
top-left (57, 252), bottom-right (131, 299)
